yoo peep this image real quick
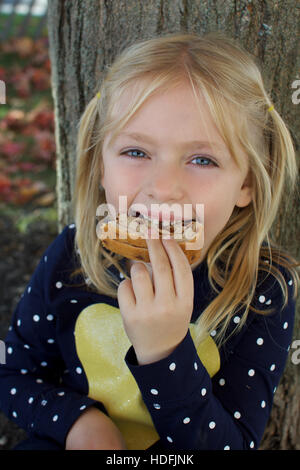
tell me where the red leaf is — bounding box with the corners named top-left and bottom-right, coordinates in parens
top-left (0, 141), bottom-right (26, 159)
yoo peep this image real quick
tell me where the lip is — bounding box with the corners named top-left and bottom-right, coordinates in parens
top-left (133, 210), bottom-right (193, 222)
top-left (128, 207), bottom-right (196, 222)
top-left (149, 212), bottom-right (183, 222)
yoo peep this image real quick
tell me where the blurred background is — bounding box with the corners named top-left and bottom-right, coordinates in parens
top-left (0, 0), bottom-right (58, 449)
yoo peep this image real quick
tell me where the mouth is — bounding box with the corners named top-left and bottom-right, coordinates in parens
top-left (128, 209), bottom-right (195, 224)
top-left (125, 211), bottom-right (196, 235)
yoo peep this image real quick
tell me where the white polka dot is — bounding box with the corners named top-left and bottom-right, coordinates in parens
top-left (288, 279), bottom-right (293, 286)
top-left (233, 316), bottom-right (240, 324)
top-left (24, 344), bottom-right (30, 349)
top-left (119, 272), bottom-right (125, 279)
top-left (76, 367), bottom-right (82, 374)
top-left (150, 388), bottom-right (158, 395)
top-left (219, 378), bottom-right (225, 386)
top-left (167, 436), bottom-right (173, 443)
top-left (47, 338), bottom-right (55, 344)
top-left (28, 286), bottom-right (31, 294)
top-left (56, 281), bottom-right (63, 289)
top-left (224, 445), bottom-right (230, 450)
top-left (7, 347), bottom-right (13, 354)
top-left (36, 378), bottom-right (43, 384)
top-left (33, 314), bottom-right (40, 322)
top-left (266, 299), bottom-right (272, 305)
top-left (210, 329), bottom-right (217, 337)
top-left (41, 400), bottom-right (47, 406)
top-left (169, 362), bottom-right (176, 371)
top-left (28, 397), bottom-right (34, 404)
top-left (153, 403), bottom-right (161, 409)
top-left (250, 441), bottom-right (255, 448)
top-left (248, 369), bottom-right (255, 377)
top-left (17, 319), bottom-right (21, 327)
top-left (258, 295), bottom-right (266, 303)
top-left (234, 411), bottom-right (241, 419)
top-left (41, 361), bottom-right (47, 367)
top-left (57, 391), bottom-right (65, 396)
top-left (79, 405), bottom-right (87, 411)
top-left (209, 421), bottom-right (216, 429)
top-left (12, 411), bottom-right (18, 418)
top-left (44, 255), bottom-right (48, 262)
top-left (69, 223), bottom-right (75, 229)
top-left (201, 388), bottom-right (207, 396)
top-left (261, 400), bottom-right (266, 408)
top-left (183, 417), bottom-right (190, 424)
top-left (70, 299), bottom-right (78, 304)
top-left (283, 322), bottom-right (288, 330)
top-left (52, 414), bottom-right (59, 422)
top-left (194, 362), bottom-right (198, 370)
top-left (270, 364), bottom-right (276, 371)
top-left (47, 314), bottom-right (54, 321)
top-left (256, 337), bottom-right (264, 346)
top-left (273, 387), bottom-right (277, 393)
top-left (21, 369), bottom-right (28, 374)
top-left (10, 388), bottom-right (17, 395)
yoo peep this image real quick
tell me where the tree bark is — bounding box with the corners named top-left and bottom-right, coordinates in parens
top-left (47, 0), bottom-right (300, 449)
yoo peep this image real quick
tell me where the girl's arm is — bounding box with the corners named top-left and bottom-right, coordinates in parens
top-left (0, 226), bottom-right (108, 449)
top-left (125, 266), bottom-right (296, 450)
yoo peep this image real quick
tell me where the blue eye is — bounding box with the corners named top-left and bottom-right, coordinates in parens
top-left (121, 149), bottom-right (147, 159)
top-left (191, 156), bottom-right (216, 167)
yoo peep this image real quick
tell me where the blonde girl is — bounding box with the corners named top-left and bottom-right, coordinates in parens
top-left (0, 31), bottom-right (298, 451)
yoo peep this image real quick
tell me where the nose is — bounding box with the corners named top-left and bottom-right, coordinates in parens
top-left (146, 163), bottom-right (184, 202)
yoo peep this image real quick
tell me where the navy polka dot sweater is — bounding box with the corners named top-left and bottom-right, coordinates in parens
top-left (0, 224), bottom-right (296, 450)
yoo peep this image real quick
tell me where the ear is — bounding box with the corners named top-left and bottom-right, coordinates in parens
top-left (236, 172), bottom-right (253, 208)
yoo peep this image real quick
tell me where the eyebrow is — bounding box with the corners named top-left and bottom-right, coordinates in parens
top-left (115, 131), bottom-right (224, 151)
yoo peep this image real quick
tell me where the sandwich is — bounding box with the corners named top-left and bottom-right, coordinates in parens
top-left (97, 213), bottom-right (203, 265)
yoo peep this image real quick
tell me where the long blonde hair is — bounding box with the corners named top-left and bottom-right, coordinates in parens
top-left (71, 31), bottom-right (299, 346)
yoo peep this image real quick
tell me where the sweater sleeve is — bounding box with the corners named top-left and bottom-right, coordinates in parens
top-left (0, 225), bottom-right (106, 447)
top-left (125, 267), bottom-right (296, 450)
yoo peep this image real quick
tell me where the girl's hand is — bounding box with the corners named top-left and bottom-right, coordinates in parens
top-left (65, 407), bottom-right (127, 450)
top-left (117, 234), bottom-right (194, 365)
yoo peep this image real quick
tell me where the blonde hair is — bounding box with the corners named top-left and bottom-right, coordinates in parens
top-left (71, 31), bottom-right (299, 347)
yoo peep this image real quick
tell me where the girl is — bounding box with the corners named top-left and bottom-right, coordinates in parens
top-left (0, 31), bottom-right (299, 451)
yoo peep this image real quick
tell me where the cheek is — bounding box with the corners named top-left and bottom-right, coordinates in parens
top-left (102, 162), bottom-right (141, 206)
top-left (194, 186), bottom-right (238, 243)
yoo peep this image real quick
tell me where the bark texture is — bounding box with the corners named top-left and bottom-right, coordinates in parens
top-left (47, 0), bottom-right (300, 449)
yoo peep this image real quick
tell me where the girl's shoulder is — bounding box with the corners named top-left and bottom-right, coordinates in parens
top-left (46, 222), bottom-right (76, 251)
top-left (252, 253), bottom-right (298, 315)
top-left (30, 223), bottom-right (79, 293)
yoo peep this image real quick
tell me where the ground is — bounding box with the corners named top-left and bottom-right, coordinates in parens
top-left (0, 212), bottom-right (58, 450)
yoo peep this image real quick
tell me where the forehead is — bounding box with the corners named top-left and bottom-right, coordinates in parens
top-left (105, 81), bottom-right (249, 171)
top-left (107, 83), bottom-right (222, 147)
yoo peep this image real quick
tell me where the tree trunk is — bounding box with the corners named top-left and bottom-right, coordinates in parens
top-left (47, 0), bottom-right (300, 449)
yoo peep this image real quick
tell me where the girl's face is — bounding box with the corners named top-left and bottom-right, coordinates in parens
top-left (101, 83), bottom-right (252, 269)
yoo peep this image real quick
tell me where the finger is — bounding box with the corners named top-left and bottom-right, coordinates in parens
top-left (130, 262), bottom-right (154, 303)
top-left (117, 278), bottom-right (136, 312)
top-left (146, 235), bottom-right (176, 298)
top-left (161, 237), bottom-right (194, 300)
